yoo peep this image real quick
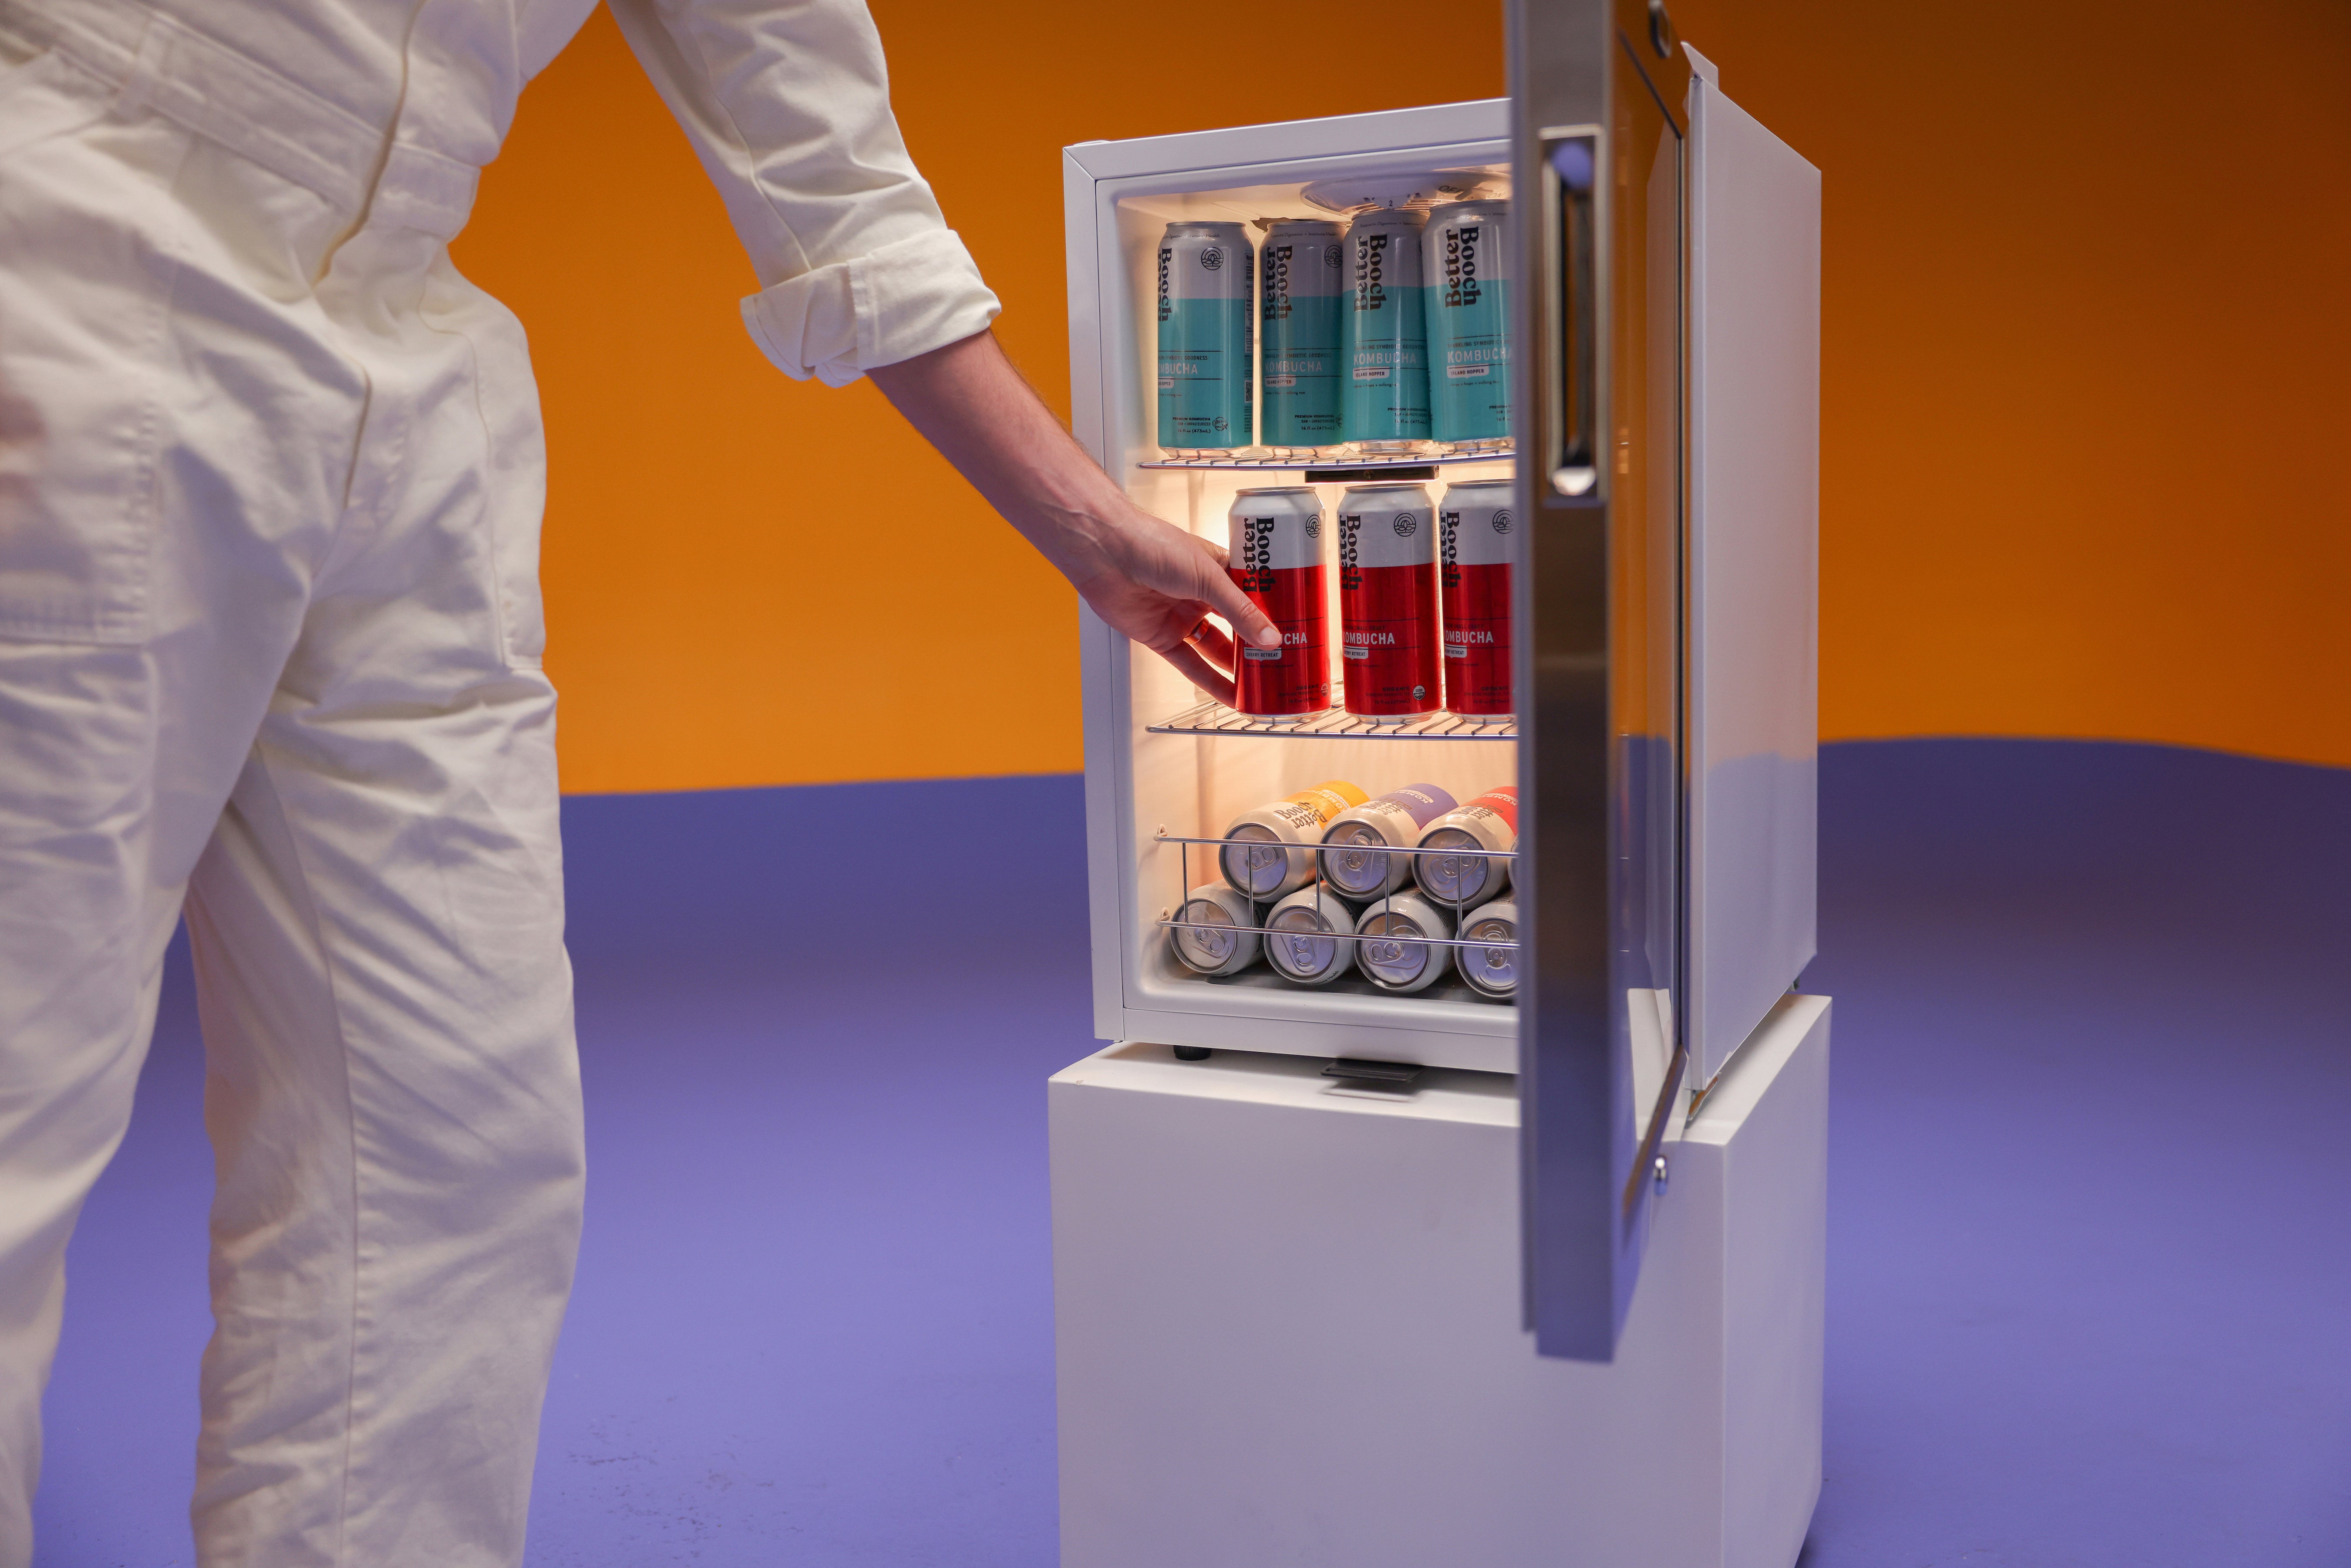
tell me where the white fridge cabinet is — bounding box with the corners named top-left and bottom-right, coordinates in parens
top-left (1061, 16), bottom-right (1819, 1360)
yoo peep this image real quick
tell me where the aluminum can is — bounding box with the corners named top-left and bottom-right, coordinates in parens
top-left (1414, 786), bottom-right (1519, 907)
top-left (1438, 478), bottom-right (1516, 719)
top-left (1341, 207), bottom-right (1431, 449)
top-left (1157, 221), bottom-right (1253, 452)
top-left (1319, 783), bottom-right (1458, 898)
top-left (1218, 779), bottom-right (1367, 900)
top-left (1169, 882), bottom-right (1262, 977)
top-left (1354, 889), bottom-right (1455, 994)
top-left (1337, 483), bottom-right (1440, 719)
top-left (1258, 219), bottom-right (1347, 452)
top-left (1263, 884), bottom-right (1358, 986)
top-left (1227, 488), bottom-right (1332, 718)
top-left (1455, 898), bottom-right (1519, 1002)
top-left (1423, 199), bottom-right (1512, 447)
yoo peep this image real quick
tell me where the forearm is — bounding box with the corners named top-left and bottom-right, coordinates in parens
top-left (866, 330), bottom-right (1124, 589)
top-left (867, 328), bottom-right (1279, 691)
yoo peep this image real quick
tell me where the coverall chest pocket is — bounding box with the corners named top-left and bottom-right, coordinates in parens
top-left (0, 52), bottom-right (188, 645)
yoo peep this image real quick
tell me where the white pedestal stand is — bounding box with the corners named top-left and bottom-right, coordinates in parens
top-left (1049, 994), bottom-right (1830, 1568)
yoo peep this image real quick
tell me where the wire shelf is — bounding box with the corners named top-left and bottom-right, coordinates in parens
top-left (1147, 700), bottom-right (1516, 741)
top-left (1138, 444), bottom-right (1512, 474)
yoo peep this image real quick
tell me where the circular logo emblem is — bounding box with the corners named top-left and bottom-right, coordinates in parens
top-left (1304, 515), bottom-right (1322, 538)
top-left (1411, 684), bottom-right (1427, 700)
top-left (1392, 513), bottom-right (1418, 538)
top-left (1492, 510), bottom-right (1515, 534)
top-left (1212, 417), bottom-right (1228, 432)
top-left (1323, 243), bottom-right (1344, 268)
top-left (1199, 246), bottom-right (1225, 271)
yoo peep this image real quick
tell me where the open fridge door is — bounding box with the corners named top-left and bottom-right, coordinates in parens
top-left (1512, 0), bottom-right (1694, 1361)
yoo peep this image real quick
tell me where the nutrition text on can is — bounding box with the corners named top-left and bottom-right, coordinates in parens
top-left (1156, 221), bottom-right (1254, 453)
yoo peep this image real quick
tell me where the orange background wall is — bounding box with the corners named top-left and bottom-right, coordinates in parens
top-left (451, 0), bottom-right (2351, 795)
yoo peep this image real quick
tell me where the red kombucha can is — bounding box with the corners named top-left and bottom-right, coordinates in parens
top-left (1337, 482), bottom-right (1439, 720)
top-left (1438, 478), bottom-right (1515, 720)
top-left (1227, 487), bottom-right (1331, 718)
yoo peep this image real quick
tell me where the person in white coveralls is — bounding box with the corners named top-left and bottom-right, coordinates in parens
top-left (0, 0), bottom-right (1277, 1558)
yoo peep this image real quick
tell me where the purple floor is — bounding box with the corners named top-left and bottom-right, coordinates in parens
top-left (33, 740), bottom-right (2351, 1565)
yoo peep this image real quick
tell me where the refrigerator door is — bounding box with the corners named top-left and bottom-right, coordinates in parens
top-left (1511, 0), bottom-right (1693, 1360)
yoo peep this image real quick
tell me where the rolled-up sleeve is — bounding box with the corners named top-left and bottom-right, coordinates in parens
top-left (606, 0), bottom-right (1001, 386)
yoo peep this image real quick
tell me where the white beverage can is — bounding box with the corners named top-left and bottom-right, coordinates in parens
top-left (1219, 779), bottom-right (1367, 900)
top-left (1413, 785), bottom-right (1519, 907)
top-left (1353, 889), bottom-right (1455, 994)
top-left (1318, 783), bottom-right (1458, 898)
top-left (1455, 898), bottom-right (1519, 1002)
top-left (1263, 884), bottom-right (1358, 986)
top-left (1169, 882), bottom-right (1261, 977)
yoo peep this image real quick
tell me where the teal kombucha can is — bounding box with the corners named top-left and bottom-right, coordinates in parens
top-left (1424, 199), bottom-right (1512, 448)
top-left (1341, 206), bottom-right (1431, 450)
top-left (1258, 218), bottom-right (1347, 454)
top-left (1156, 221), bottom-right (1254, 453)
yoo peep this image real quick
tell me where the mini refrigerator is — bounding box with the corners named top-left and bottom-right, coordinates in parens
top-left (1051, 1), bottom-right (1825, 1561)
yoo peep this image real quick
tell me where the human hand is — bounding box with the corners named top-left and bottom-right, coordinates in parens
top-left (1065, 501), bottom-right (1279, 708)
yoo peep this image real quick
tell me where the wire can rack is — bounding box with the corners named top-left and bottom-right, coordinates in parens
top-left (1154, 829), bottom-right (1521, 956)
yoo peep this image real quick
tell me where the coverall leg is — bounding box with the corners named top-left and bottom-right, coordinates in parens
top-left (0, 24), bottom-right (583, 1568)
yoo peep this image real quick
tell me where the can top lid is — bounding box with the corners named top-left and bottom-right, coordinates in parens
top-left (1338, 481), bottom-right (1434, 496)
top-left (1162, 219), bottom-right (1251, 239)
top-left (1232, 485), bottom-right (1319, 497)
top-left (1262, 215), bottom-right (1344, 234)
top-left (1302, 170), bottom-right (1497, 214)
top-left (1439, 478), bottom-right (1515, 494)
top-left (1347, 204), bottom-right (1428, 227)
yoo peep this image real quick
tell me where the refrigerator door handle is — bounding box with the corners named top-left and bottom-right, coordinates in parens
top-left (1541, 127), bottom-right (1603, 498)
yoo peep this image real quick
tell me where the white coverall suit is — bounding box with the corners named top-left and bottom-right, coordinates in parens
top-left (0, 0), bottom-right (997, 1555)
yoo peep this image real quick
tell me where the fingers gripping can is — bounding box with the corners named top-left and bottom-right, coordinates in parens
top-left (1414, 786), bottom-right (1519, 907)
top-left (1354, 889), bottom-right (1455, 995)
top-left (1423, 200), bottom-right (1512, 448)
top-left (1218, 779), bottom-right (1367, 900)
top-left (1455, 898), bottom-right (1519, 1002)
top-left (1341, 206), bottom-right (1431, 449)
top-left (1157, 221), bottom-right (1254, 453)
top-left (1227, 488), bottom-right (1332, 719)
top-left (1263, 884), bottom-right (1358, 986)
top-left (1169, 882), bottom-right (1261, 977)
top-left (1438, 477), bottom-right (1516, 719)
top-left (1258, 219), bottom-right (1347, 453)
top-left (1338, 484), bottom-right (1440, 719)
top-left (1319, 784), bottom-right (1458, 898)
